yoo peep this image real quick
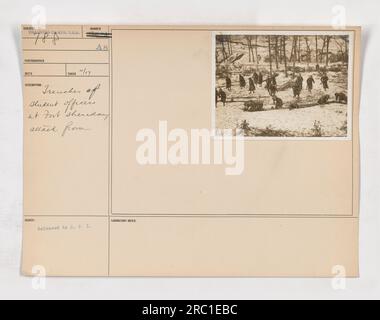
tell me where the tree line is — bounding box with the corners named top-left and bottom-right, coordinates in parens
top-left (216, 35), bottom-right (349, 75)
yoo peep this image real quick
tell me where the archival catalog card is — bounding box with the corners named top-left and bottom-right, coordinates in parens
top-left (21, 25), bottom-right (361, 277)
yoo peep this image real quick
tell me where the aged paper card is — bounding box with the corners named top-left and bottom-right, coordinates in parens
top-left (21, 25), bottom-right (361, 277)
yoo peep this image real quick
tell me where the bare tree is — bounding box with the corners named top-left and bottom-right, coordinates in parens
top-left (344, 36), bottom-right (349, 65)
top-left (297, 36), bottom-right (301, 62)
top-left (344, 36), bottom-right (348, 62)
top-left (275, 36), bottom-right (279, 70)
top-left (255, 36), bottom-right (259, 67)
top-left (304, 36), bottom-right (312, 67)
top-left (320, 36), bottom-right (327, 63)
top-left (282, 36), bottom-right (288, 77)
top-left (220, 36), bottom-right (227, 61)
top-left (268, 36), bottom-right (273, 73)
top-left (315, 35), bottom-right (318, 64)
top-left (326, 36), bottom-right (331, 66)
top-left (246, 36), bottom-right (252, 62)
top-left (291, 36), bottom-right (297, 77)
top-left (246, 36), bottom-right (255, 63)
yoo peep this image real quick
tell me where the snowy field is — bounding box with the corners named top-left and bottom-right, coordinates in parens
top-left (216, 69), bottom-right (349, 137)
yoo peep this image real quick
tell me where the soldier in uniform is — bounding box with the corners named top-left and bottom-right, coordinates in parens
top-left (291, 73), bottom-right (303, 98)
top-left (239, 74), bottom-right (246, 89)
top-left (218, 88), bottom-right (227, 106)
top-left (226, 76), bottom-right (232, 91)
top-left (265, 75), bottom-right (277, 97)
top-left (271, 74), bottom-right (277, 86)
top-left (272, 95), bottom-right (283, 109)
top-left (269, 83), bottom-right (277, 97)
top-left (321, 73), bottom-right (329, 91)
top-left (292, 84), bottom-right (299, 98)
top-left (296, 74), bottom-right (304, 89)
top-left (307, 75), bottom-right (315, 93)
top-left (249, 77), bottom-right (256, 94)
top-left (270, 74), bottom-right (278, 96)
top-left (335, 92), bottom-right (347, 103)
top-left (265, 76), bottom-right (272, 93)
top-left (253, 71), bottom-right (259, 84)
top-left (292, 82), bottom-right (301, 98)
top-left (318, 94), bottom-right (330, 105)
top-left (258, 71), bottom-right (263, 86)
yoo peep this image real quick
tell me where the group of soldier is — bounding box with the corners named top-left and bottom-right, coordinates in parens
top-left (216, 69), bottom-right (330, 108)
top-left (293, 73), bottom-right (329, 98)
top-left (216, 71), bottom-right (264, 107)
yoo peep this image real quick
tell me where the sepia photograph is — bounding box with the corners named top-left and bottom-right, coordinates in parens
top-left (213, 31), bottom-right (353, 138)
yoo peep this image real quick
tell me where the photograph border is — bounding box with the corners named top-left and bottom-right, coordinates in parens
top-left (211, 30), bottom-right (355, 141)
